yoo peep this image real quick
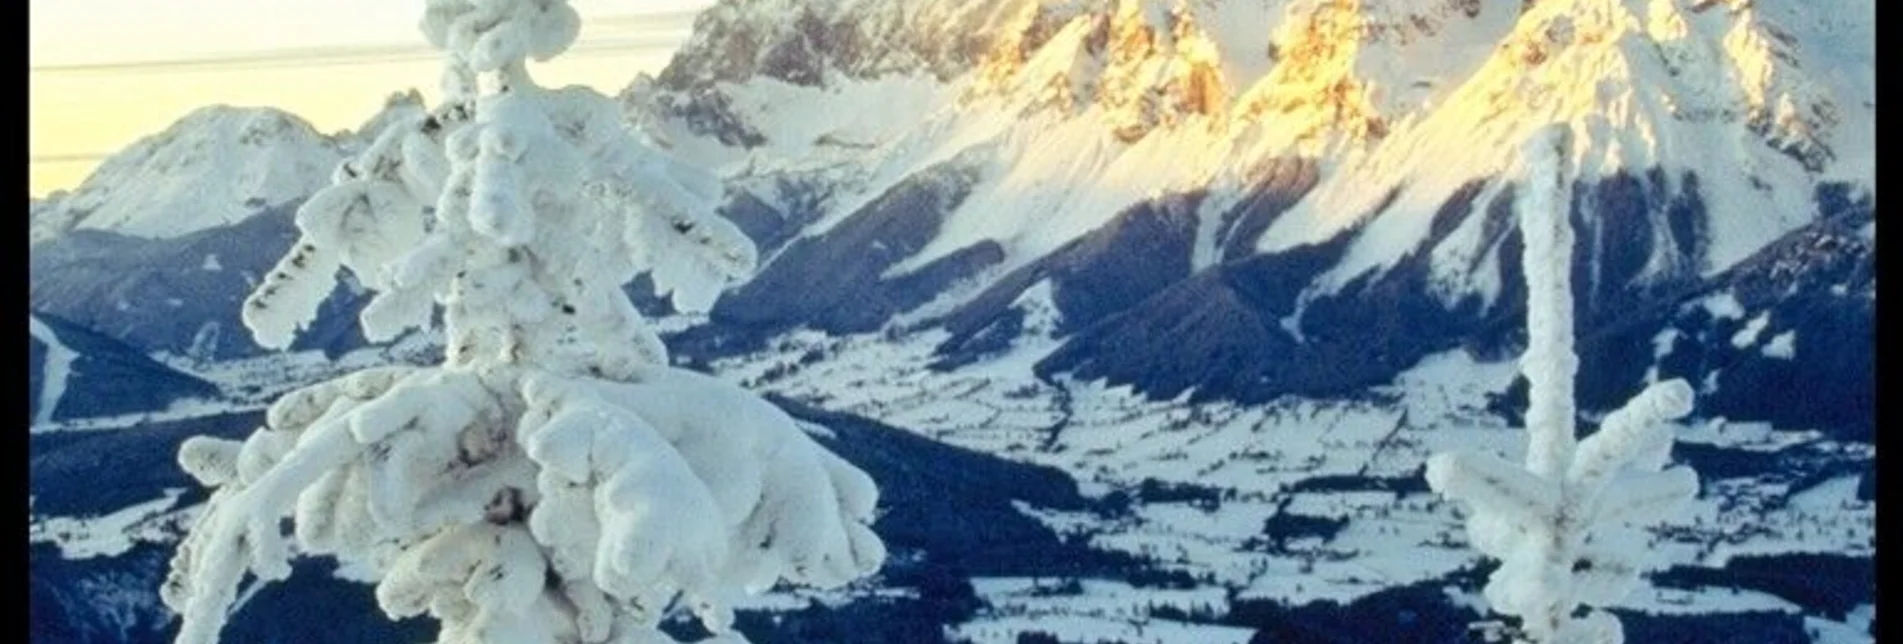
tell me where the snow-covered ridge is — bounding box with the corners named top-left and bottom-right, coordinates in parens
top-left (32, 105), bottom-right (344, 244)
top-left (651, 0), bottom-right (1865, 156)
top-left (657, 0), bottom-right (1035, 90)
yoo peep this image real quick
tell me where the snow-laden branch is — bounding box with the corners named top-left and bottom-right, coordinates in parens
top-left (165, 2), bottom-right (885, 643)
top-left (1424, 124), bottom-right (1699, 644)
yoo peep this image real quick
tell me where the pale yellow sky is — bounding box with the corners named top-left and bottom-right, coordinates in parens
top-left (29, 0), bottom-right (713, 197)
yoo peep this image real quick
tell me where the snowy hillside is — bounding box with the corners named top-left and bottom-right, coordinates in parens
top-left (31, 204), bottom-right (375, 362)
top-left (31, 106), bottom-right (344, 244)
top-left (28, 313), bottom-right (219, 426)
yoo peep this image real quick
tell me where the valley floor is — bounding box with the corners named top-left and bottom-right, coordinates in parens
top-left (30, 318), bottom-right (1876, 644)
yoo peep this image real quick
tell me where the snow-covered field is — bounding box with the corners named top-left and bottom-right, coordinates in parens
top-left (28, 288), bottom-right (1873, 644)
top-left (703, 316), bottom-right (1874, 642)
top-left (30, 489), bottom-right (195, 561)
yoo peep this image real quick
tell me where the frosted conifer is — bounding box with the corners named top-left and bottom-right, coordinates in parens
top-left (161, 2), bottom-right (886, 643)
top-left (1423, 125), bottom-right (1699, 644)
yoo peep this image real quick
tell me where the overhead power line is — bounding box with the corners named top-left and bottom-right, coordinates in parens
top-left (31, 11), bottom-right (698, 75)
top-left (30, 153), bottom-right (112, 165)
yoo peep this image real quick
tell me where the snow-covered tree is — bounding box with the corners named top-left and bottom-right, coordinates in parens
top-left (1423, 125), bottom-right (1699, 644)
top-left (161, 2), bottom-right (886, 643)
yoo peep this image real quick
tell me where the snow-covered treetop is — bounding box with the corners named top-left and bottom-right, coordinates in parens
top-left (243, 0), bottom-right (756, 380)
top-left (1424, 124), bottom-right (1700, 644)
top-left (164, 3), bottom-right (884, 643)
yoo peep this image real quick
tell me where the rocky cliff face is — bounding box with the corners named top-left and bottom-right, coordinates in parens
top-left (622, 0), bottom-right (1870, 438)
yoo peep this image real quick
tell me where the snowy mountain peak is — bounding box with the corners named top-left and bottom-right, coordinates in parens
top-left (1257, 0), bottom-right (1870, 276)
top-left (32, 105), bottom-right (344, 244)
top-left (1487, 0), bottom-right (1841, 168)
